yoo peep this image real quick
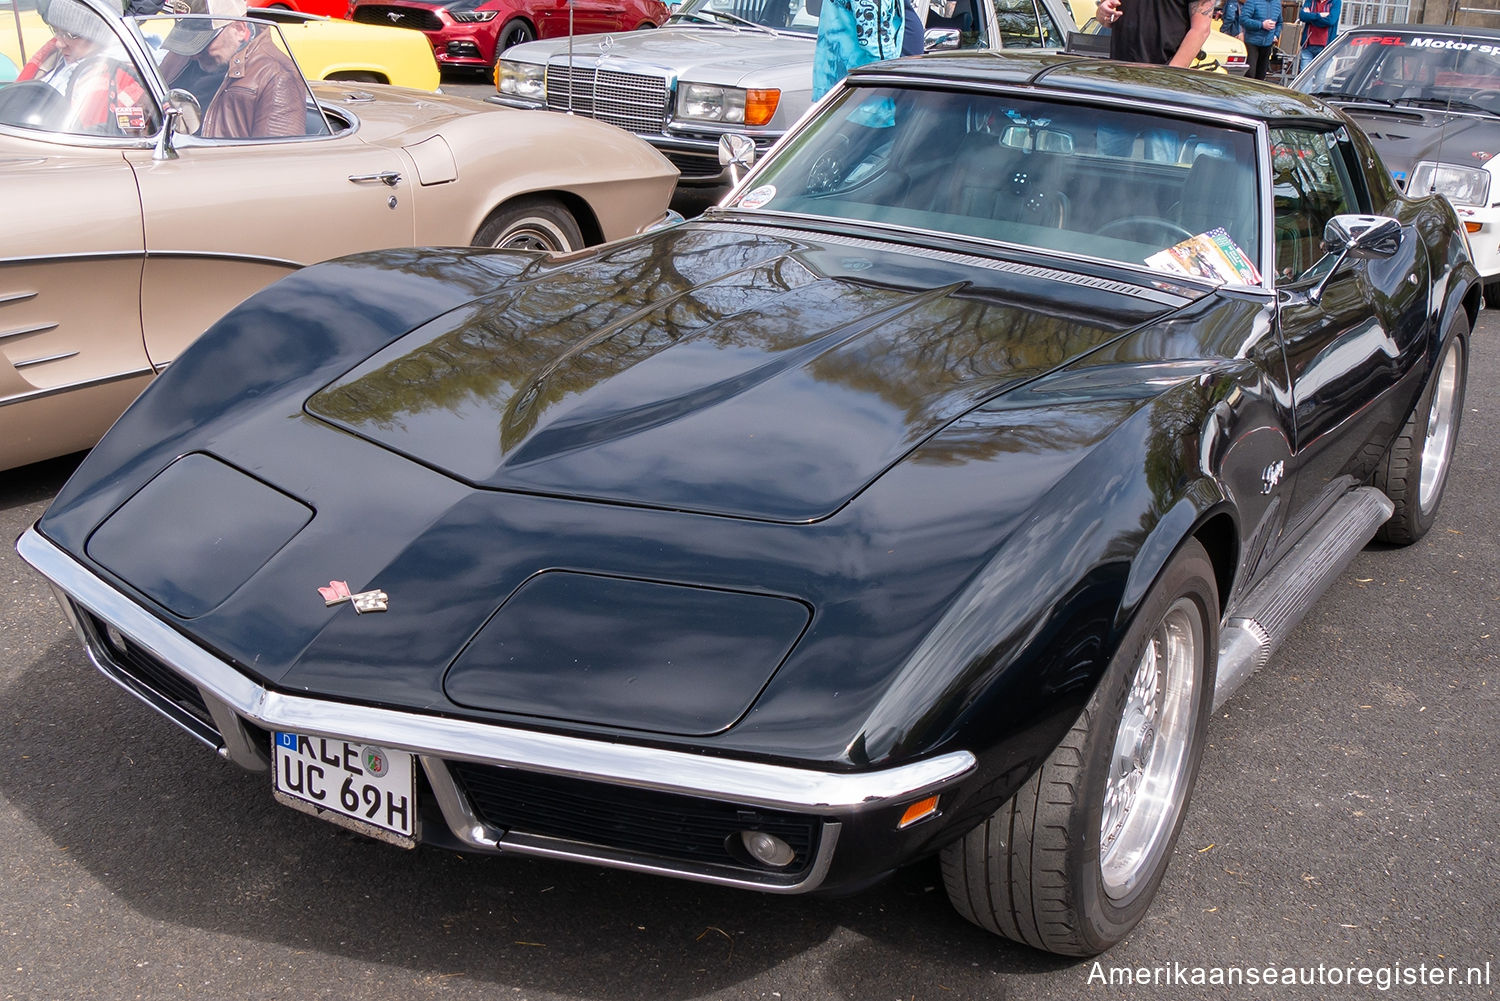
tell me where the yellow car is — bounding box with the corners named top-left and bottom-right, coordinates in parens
top-left (1070, 0), bottom-right (1248, 74)
top-left (1, 0), bottom-right (440, 89)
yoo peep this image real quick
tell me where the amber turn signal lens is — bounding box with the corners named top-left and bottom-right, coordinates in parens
top-left (1465, 221), bottom-right (1482, 233)
top-left (897, 795), bottom-right (940, 829)
top-left (744, 89), bottom-right (780, 127)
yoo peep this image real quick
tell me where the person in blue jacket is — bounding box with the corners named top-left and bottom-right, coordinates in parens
top-left (1219, 0), bottom-right (1242, 37)
top-left (1238, 0), bottom-right (1280, 80)
top-left (1297, 0), bottom-right (1340, 71)
top-left (811, 0), bottom-right (904, 100)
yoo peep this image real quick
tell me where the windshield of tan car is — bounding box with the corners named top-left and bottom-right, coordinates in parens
top-left (669, 0), bottom-right (820, 34)
top-left (1302, 32), bottom-right (1500, 116)
top-left (728, 84), bottom-right (1264, 284)
top-left (128, 13), bottom-right (330, 138)
top-left (0, 0), bottom-right (161, 137)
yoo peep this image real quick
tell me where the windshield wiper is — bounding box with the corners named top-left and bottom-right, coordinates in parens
top-left (1394, 96), bottom-right (1497, 116)
top-left (1308, 89), bottom-right (1394, 107)
top-left (671, 8), bottom-right (778, 33)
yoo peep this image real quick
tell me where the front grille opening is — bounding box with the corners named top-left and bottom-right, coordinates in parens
top-left (352, 4), bottom-right (443, 31)
top-left (449, 762), bottom-right (820, 876)
top-left (78, 608), bottom-right (216, 729)
top-left (544, 65), bottom-right (669, 134)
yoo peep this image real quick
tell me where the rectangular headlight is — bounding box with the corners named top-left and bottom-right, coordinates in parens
top-left (451, 9), bottom-right (498, 20)
top-left (677, 84), bottom-right (780, 127)
top-left (1408, 161), bottom-right (1491, 208)
top-left (497, 60), bottom-right (546, 101)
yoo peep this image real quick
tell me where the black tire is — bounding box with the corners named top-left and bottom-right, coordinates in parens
top-left (496, 18), bottom-right (535, 52)
top-left (1484, 281), bottom-right (1499, 311)
top-left (941, 538), bottom-right (1218, 956)
top-left (472, 198), bottom-right (583, 252)
top-left (1373, 316), bottom-right (1468, 545)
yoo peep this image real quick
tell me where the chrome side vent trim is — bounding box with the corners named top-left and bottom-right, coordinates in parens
top-left (14, 351), bottom-right (78, 368)
top-left (1, 322), bottom-right (58, 342)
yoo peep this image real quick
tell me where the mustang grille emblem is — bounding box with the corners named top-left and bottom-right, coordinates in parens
top-left (386, 11), bottom-right (403, 20)
top-left (319, 579), bottom-right (390, 614)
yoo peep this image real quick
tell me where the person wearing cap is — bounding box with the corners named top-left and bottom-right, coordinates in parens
top-left (18, 0), bottom-right (152, 134)
top-left (159, 0), bottom-right (305, 139)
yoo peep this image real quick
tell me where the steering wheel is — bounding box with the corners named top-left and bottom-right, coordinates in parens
top-left (805, 134), bottom-right (851, 195)
top-left (1097, 215), bottom-right (1195, 245)
top-left (0, 81), bottom-right (67, 131)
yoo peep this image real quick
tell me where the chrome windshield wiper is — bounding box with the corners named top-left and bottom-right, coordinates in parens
top-left (673, 8), bottom-right (779, 34)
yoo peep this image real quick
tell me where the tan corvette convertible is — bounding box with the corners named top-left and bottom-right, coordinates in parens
top-left (0, 0), bottom-right (678, 471)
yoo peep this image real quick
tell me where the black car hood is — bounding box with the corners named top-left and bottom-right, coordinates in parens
top-left (1336, 104), bottom-right (1500, 180)
top-left (307, 223), bottom-right (1179, 522)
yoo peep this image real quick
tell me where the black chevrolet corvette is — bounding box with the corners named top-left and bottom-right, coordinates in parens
top-left (18, 52), bottom-right (1482, 956)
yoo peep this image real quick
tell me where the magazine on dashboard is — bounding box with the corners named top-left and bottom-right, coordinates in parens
top-left (1146, 228), bottom-right (1262, 285)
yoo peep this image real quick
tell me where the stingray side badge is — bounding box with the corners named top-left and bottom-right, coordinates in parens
top-left (319, 579), bottom-right (389, 614)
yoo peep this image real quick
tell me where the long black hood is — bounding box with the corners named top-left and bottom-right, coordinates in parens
top-left (1338, 104), bottom-right (1500, 180)
top-left (307, 223), bottom-right (1181, 521)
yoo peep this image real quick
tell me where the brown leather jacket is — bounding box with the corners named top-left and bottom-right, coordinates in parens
top-left (201, 28), bottom-right (305, 140)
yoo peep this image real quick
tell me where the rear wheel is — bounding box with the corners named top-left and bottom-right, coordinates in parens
top-left (1373, 316), bottom-right (1468, 544)
top-left (496, 18), bottom-right (535, 52)
top-left (941, 538), bottom-right (1217, 956)
top-left (473, 197), bottom-right (583, 252)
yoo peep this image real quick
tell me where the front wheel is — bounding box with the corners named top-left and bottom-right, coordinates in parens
top-left (941, 538), bottom-right (1218, 956)
top-left (1373, 317), bottom-right (1468, 545)
top-left (472, 197), bottom-right (583, 252)
top-left (496, 18), bottom-right (535, 52)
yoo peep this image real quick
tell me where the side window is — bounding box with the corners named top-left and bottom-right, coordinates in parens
top-left (1268, 126), bottom-right (1360, 283)
top-left (933, 0), bottom-right (989, 49)
top-left (992, 0), bottom-right (1064, 48)
top-left (0, 0), bottom-right (159, 138)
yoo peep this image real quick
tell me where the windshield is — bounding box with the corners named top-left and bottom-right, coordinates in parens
top-left (1300, 32), bottom-right (1500, 116)
top-left (729, 85), bottom-right (1263, 284)
top-left (668, 0), bottom-right (821, 35)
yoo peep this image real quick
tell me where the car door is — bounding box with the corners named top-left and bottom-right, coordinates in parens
top-left (535, 0), bottom-right (622, 37)
top-left (124, 114), bottom-right (415, 366)
top-left (1271, 124), bottom-right (1429, 548)
top-left (0, 0), bottom-right (155, 468)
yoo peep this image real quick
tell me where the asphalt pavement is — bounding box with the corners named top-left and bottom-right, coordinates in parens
top-left (0, 294), bottom-right (1495, 997)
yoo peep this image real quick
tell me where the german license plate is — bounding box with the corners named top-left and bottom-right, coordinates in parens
top-left (271, 732), bottom-right (416, 847)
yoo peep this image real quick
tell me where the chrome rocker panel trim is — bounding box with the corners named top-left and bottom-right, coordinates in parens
top-left (18, 526), bottom-right (975, 892)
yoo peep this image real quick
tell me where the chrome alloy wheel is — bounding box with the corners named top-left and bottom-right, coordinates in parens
top-left (1099, 597), bottom-right (1204, 902)
top-left (1419, 342), bottom-right (1461, 511)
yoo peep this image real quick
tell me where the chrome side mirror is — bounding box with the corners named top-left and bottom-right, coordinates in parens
top-left (1310, 213), bottom-right (1402, 303)
top-left (1323, 214), bottom-right (1403, 260)
top-left (718, 133), bottom-right (756, 186)
top-left (153, 89), bottom-right (203, 161)
top-left (924, 27), bottom-right (961, 50)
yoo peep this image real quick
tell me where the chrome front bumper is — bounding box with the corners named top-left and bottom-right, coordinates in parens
top-left (18, 526), bottom-right (976, 891)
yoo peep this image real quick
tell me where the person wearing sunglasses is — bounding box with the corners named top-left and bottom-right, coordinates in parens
top-left (16, 0), bottom-right (152, 134)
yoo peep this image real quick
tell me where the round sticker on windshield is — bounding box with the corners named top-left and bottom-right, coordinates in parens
top-left (740, 185), bottom-right (776, 209)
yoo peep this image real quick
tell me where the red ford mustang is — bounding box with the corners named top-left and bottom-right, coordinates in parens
top-left (349, 0), bottom-right (668, 74)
